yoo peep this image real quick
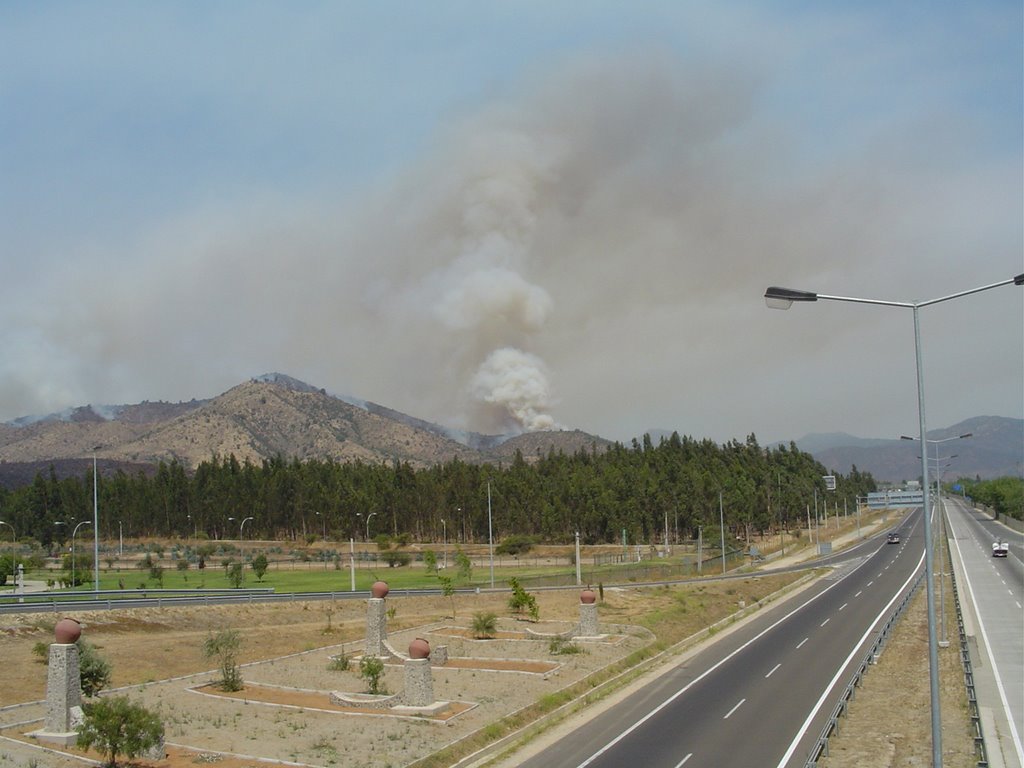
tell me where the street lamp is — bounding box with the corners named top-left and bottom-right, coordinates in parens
top-left (440, 518), bottom-right (447, 570)
top-left (364, 512), bottom-right (376, 542)
top-left (92, 446), bottom-right (102, 591)
top-left (71, 520), bottom-right (92, 590)
top-left (240, 516), bottom-right (254, 540)
top-left (0, 520), bottom-right (14, 549)
top-left (765, 274), bottom-right (1022, 768)
top-left (315, 511), bottom-right (326, 540)
top-left (0, 521), bottom-right (15, 581)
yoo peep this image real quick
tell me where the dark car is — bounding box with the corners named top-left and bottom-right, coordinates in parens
top-left (887, 532), bottom-right (900, 544)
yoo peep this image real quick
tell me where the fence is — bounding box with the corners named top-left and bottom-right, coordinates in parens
top-left (804, 569), bottom-right (924, 767)
top-left (952, 569), bottom-right (989, 767)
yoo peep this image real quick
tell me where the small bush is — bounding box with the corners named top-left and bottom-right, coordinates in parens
top-left (77, 695), bottom-right (163, 768)
top-left (507, 577), bottom-right (539, 621)
top-left (549, 636), bottom-right (583, 655)
top-left (472, 611), bottom-right (498, 639)
top-left (383, 551), bottom-right (411, 568)
top-left (327, 651), bottom-right (350, 672)
top-left (202, 630), bottom-right (242, 691)
top-left (495, 534), bottom-right (536, 556)
top-left (359, 656), bottom-right (386, 694)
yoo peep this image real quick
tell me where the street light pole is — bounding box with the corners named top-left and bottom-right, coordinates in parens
top-left (365, 512), bottom-right (376, 542)
top-left (765, 273), bottom-right (1022, 768)
top-left (902, 432), bottom-right (971, 650)
top-left (0, 520), bottom-right (14, 549)
top-left (92, 447), bottom-right (101, 591)
top-left (240, 516), bottom-right (254, 540)
top-left (441, 518), bottom-right (447, 570)
top-left (488, 481), bottom-right (495, 589)
top-left (72, 520), bottom-right (91, 590)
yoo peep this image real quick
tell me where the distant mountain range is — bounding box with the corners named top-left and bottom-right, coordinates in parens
top-left (0, 373), bottom-right (610, 487)
top-left (0, 373), bottom-right (1019, 487)
top-left (789, 416), bottom-right (1023, 484)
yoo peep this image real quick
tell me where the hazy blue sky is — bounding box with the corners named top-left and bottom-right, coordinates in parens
top-left (2, 1), bottom-right (1021, 444)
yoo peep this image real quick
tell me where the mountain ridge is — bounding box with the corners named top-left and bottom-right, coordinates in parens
top-left (1, 375), bottom-right (1019, 486)
top-left (0, 374), bottom-right (611, 485)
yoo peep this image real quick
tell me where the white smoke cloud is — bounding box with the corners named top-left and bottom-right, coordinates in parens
top-left (2, 43), bottom-right (1019, 443)
top-left (470, 348), bottom-right (561, 433)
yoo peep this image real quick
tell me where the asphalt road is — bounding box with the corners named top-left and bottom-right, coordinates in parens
top-left (944, 496), bottom-right (1024, 768)
top-left (515, 510), bottom-right (925, 768)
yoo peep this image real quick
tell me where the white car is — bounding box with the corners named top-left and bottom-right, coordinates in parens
top-left (992, 541), bottom-right (1009, 558)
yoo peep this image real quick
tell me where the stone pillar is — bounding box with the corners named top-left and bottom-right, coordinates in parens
top-left (365, 598), bottom-right (388, 657)
top-left (31, 618), bottom-right (86, 746)
top-left (44, 643), bottom-right (82, 734)
top-left (579, 602), bottom-right (599, 636)
top-left (403, 658), bottom-right (433, 707)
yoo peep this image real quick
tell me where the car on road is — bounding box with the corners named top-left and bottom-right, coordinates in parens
top-left (887, 532), bottom-right (900, 544)
top-left (992, 541), bottom-right (1009, 557)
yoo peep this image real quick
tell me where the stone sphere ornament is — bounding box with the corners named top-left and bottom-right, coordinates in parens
top-left (408, 637), bottom-right (430, 659)
top-left (580, 588), bottom-right (597, 604)
top-left (54, 618), bottom-right (82, 644)
top-left (371, 580), bottom-right (389, 599)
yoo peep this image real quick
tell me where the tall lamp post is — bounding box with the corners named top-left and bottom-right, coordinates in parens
top-left (0, 520), bottom-right (14, 550)
top-left (440, 518), bottom-right (447, 570)
top-left (765, 273), bottom-right (1022, 768)
top-left (904, 433), bottom-right (970, 650)
top-left (364, 512), bottom-right (376, 542)
top-left (72, 520), bottom-right (92, 590)
top-left (92, 447), bottom-right (101, 591)
top-left (240, 516), bottom-right (254, 540)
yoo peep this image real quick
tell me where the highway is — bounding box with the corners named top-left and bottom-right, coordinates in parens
top-left (513, 510), bottom-right (924, 768)
top-left (944, 495), bottom-right (1024, 768)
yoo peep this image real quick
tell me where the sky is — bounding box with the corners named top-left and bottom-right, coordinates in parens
top-left (1, 1), bottom-right (1022, 446)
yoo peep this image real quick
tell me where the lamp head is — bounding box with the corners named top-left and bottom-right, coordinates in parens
top-left (764, 286), bottom-right (818, 310)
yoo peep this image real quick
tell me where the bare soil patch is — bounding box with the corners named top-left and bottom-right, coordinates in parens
top-left (191, 682), bottom-right (475, 721)
top-left (817, 572), bottom-right (974, 768)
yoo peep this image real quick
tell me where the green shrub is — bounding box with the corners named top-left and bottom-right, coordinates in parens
top-left (327, 651), bottom-right (350, 672)
top-left (359, 656), bottom-right (386, 694)
top-left (548, 636), bottom-right (583, 655)
top-left (507, 577), bottom-right (539, 620)
top-left (383, 551), bottom-right (411, 568)
top-left (471, 611), bottom-right (498, 639)
top-left (495, 534), bottom-right (536, 556)
top-left (202, 630), bottom-right (242, 691)
top-left (251, 553), bottom-right (269, 581)
top-left (79, 640), bottom-right (112, 697)
top-left (77, 696), bottom-right (163, 768)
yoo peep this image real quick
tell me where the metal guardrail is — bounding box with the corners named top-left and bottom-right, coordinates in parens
top-left (804, 569), bottom-right (925, 767)
top-left (951, 567), bottom-right (989, 767)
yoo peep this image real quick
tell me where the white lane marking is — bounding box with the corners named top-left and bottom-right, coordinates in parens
top-left (839, 603), bottom-right (848, 611)
top-left (1016, 601), bottom-right (1021, 610)
top-left (775, 546), bottom-right (927, 768)
top-left (855, 591), bottom-right (862, 597)
top-left (797, 638), bottom-right (809, 649)
top-left (724, 699), bottom-right (745, 719)
top-left (573, 552), bottom-right (877, 768)
top-left (673, 754), bottom-right (693, 767)
top-left (867, 581), bottom-right (874, 587)
top-left (766, 663), bottom-right (781, 679)
top-left (820, 618), bottom-right (831, 627)
top-left (950, 516), bottom-right (1024, 764)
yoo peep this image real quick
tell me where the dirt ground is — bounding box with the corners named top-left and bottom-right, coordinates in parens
top-left (0, 588), bottom-right (656, 768)
top-left (817, 573), bottom-right (975, 768)
top-left (0, 558), bottom-right (976, 768)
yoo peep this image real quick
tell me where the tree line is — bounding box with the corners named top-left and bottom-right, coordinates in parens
top-left (0, 432), bottom-right (878, 549)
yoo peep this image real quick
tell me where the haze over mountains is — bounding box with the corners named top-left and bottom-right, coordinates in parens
top-left (0, 373), bottom-right (1019, 487)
